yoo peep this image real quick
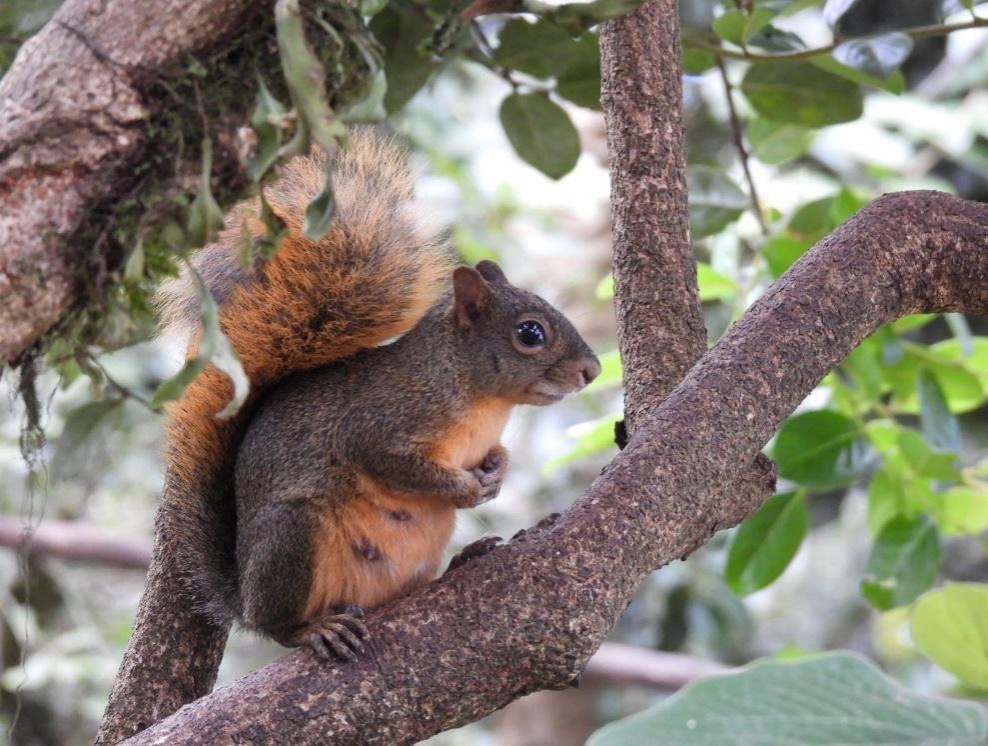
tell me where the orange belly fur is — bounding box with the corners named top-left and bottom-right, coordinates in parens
top-left (303, 396), bottom-right (514, 619)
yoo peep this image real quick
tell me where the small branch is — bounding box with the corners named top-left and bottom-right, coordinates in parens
top-left (584, 642), bottom-right (730, 689)
top-left (716, 56), bottom-right (767, 236)
top-left (0, 516), bottom-right (152, 569)
top-left (687, 14), bottom-right (988, 63)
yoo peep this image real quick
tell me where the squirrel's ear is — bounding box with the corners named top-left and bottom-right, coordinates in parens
top-left (475, 259), bottom-right (507, 285)
top-left (452, 266), bottom-right (491, 329)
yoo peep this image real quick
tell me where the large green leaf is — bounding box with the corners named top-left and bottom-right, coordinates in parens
top-left (725, 490), bottom-right (808, 595)
top-left (861, 514), bottom-right (939, 611)
top-left (912, 583), bottom-right (988, 691)
top-left (772, 410), bottom-right (873, 490)
top-left (370, 3), bottom-right (437, 113)
top-left (499, 93), bottom-right (580, 180)
top-left (588, 652), bottom-right (988, 745)
top-left (495, 19), bottom-right (583, 79)
top-left (741, 62), bottom-right (863, 127)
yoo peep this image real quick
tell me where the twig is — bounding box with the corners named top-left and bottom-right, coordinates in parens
top-left (687, 14), bottom-right (988, 62)
top-left (584, 642), bottom-right (730, 689)
top-left (716, 57), bottom-right (767, 236)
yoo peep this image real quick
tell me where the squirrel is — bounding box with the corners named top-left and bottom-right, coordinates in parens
top-left (155, 131), bottom-right (601, 661)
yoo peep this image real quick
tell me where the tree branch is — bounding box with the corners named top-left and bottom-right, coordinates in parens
top-left (0, 516), bottom-right (151, 569)
top-left (0, 0), bottom-right (265, 364)
top-left (119, 191), bottom-right (988, 744)
top-left (685, 13), bottom-right (988, 63)
top-left (600, 0), bottom-right (705, 430)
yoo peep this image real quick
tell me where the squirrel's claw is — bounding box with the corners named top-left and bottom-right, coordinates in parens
top-left (470, 446), bottom-right (508, 505)
top-left (445, 535), bottom-right (503, 573)
top-left (293, 609), bottom-right (369, 663)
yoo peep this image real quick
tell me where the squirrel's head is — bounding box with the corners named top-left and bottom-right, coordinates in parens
top-left (450, 260), bottom-right (601, 405)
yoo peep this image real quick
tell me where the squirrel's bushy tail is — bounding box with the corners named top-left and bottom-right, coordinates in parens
top-left (156, 131), bottom-right (452, 624)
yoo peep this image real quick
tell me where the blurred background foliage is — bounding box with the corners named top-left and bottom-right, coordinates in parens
top-left (2, 0), bottom-right (988, 743)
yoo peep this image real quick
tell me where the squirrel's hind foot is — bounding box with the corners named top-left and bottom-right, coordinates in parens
top-left (287, 607), bottom-right (369, 662)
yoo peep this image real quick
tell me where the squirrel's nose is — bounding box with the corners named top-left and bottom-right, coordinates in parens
top-left (579, 356), bottom-right (602, 387)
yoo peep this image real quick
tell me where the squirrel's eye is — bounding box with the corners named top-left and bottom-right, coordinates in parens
top-left (515, 320), bottom-right (546, 348)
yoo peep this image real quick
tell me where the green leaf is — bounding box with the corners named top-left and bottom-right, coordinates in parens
top-left (256, 189), bottom-right (289, 258)
top-left (725, 490), bottom-right (808, 595)
top-left (832, 32), bottom-right (913, 80)
top-left (53, 400), bottom-right (125, 480)
top-left (499, 93), bottom-right (580, 180)
top-left (741, 62), bottom-right (863, 127)
top-left (275, 0), bottom-right (346, 153)
top-left (917, 369), bottom-right (960, 453)
top-left (682, 48), bottom-right (715, 74)
top-left (556, 35), bottom-right (601, 111)
top-left (370, 4), bottom-right (438, 113)
top-left (587, 652), bottom-right (988, 745)
top-left (585, 349), bottom-right (622, 392)
top-left (688, 166), bottom-right (748, 238)
top-left (187, 138), bottom-right (225, 247)
top-left (712, 9), bottom-right (745, 45)
top-left (544, 413), bottom-right (621, 473)
top-left (912, 583), bottom-right (988, 690)
top-left (747, 118), bottom-right (814, 165)
top-left (867, 466), bottom-right (907, 535)
top-left (124, 240), bottom-right (145, 284)
top-left (773, 410), bottom-right (873, 490)
top-left (359, 0), bottom-right (389, 16)
top-left (545, 0), bottom-right (646, 34)
top-left (495, 19), bottom-right (583, 79)
top-left (891, 313), bottom-right (936, 332)
top-left (761, 235), bottom-right (810, 277)
top-left (247, 74), bottom-right (288, 183)
top-left (594, 273), bottom-right (614, 300)
top-left (934, 483), bottom-right (988, 536)
top-left (746, 24), bottom-right (806, 52)
top-left (811, 52), bottom-right (906, 94)
top-left (150, 270), bottom-right (249, 418)
top-left (861, 514), bottom-right (939, 611)
top-left (302, 172), bottom-right (337, 241)
top-left (696, 262), bottom-right (736, 302)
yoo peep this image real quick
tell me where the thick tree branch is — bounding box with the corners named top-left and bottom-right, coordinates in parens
top-left (0, 0), bottom-right (264, 364)
top-left (120, 191), bottom-right (988, 744)
top-left (97, 477), bottom-right (230, 744)
top-left (0, 515), bottom-right (716, 690)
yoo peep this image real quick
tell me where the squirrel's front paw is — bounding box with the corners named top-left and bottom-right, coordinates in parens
top-left (469, 446), bottom-right (508, 505)
top-left (445, 535), bottom-right (503, 573)
top-left (289, 607), bottom-right (369, 663)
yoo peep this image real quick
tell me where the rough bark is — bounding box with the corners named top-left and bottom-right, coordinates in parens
top-left (119, 191), bottom-right (988, 744)
top-left (0, 0), bottom-right (262, 364)
top-left (599, 0), bottom-right (775, 524)
top-left (600, 0), bottom-right (704, 421)
top-left (97, 476), bottom-right (230, 744)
